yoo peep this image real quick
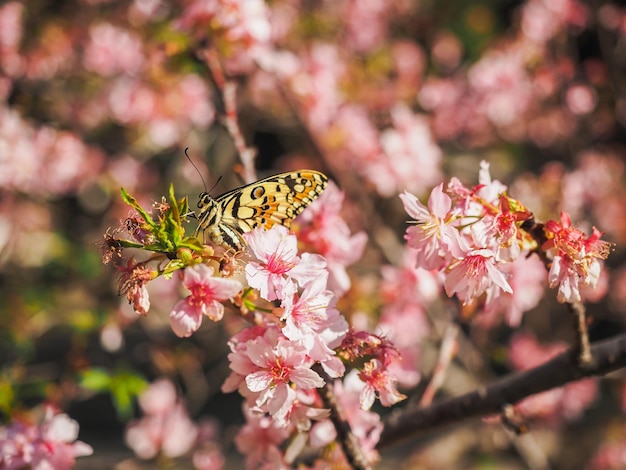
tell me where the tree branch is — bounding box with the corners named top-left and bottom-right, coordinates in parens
top-left (378, 332), bottom-right (626, 449)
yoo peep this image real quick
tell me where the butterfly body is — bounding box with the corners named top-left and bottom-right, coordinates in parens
top-left (195, 170), bottom-right (328, 250)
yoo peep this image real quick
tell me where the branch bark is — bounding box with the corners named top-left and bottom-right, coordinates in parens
top-left (378, 332), bottom-right (626, 449)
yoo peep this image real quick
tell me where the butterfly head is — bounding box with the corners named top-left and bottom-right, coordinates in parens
top-left (197, 192), bottom-right (214, 209)
top-left (195, 191), bottom-right (222, 233)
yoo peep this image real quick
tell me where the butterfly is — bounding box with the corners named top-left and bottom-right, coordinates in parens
top-left (194, 170), bottom-right (328, 250)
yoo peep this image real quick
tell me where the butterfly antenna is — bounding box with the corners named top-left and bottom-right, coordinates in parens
top-left (208, 175), bottom-right (222, 195)
top-left (184, 148), bottom-right (208, 192)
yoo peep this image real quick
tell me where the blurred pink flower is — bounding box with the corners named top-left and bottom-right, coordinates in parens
top-left (391, 40), bottom-right (426, 86)
top-left (431, 31), bottom-right (463, 70)
top-left (125, 379), bottom-right (199, 459)
top-left (83, 23), bottom-right (144, 77)
top-left (83, 23), bottom-right (144, 76)
top-left (521, 0), bottom-right (588, 43)
top-left (342, 0), bottom-right (389, 52)
top-left (176, 0), bottom-right (271, 73)
top-left (0, 2), bottom-right (24, 77)
top-left (170, 264), bottom-right (243, 337)
top-left (0, 106), bottom-right (104, 196)
top-left (378, 256), bottom-right (437, 380)
top-left (108, 78), bottom-right (156, 125)
top-left (375, 104), bottom-right (443, 196)
top-left (292, 44), bottom-right (345, 132)
top-left (586, 429), bottom-right (626, 470)
top-left (0, 407), bottom-right (93, 470)
top-left (468, 50), bottom-right (532, 127)
top-left (565, 83), bottom-right (597, 115)
top-left (377, 258), bottom-right (433, 388)
top-left (24, 25), bottom-right (74, 80)
top-left (234, 404), bottom-right (291, 469)
top-left (297, 181), bottom-right (367, 295)
top-left (193, 446), bottom-right (225, 470)
top-left (331, 371), bottom-right (382, 463)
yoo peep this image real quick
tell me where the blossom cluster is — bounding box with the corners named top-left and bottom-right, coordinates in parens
top-left (0, 407), bottom-right (93, 470)
top-left (401, 161), bottom-right (611, 318)
top-left (102, 180), bottom-right (406, 467)
top-left (125, 379), bottom-right (224, 469)
top-left (168, 224), bottom-right (404, 467)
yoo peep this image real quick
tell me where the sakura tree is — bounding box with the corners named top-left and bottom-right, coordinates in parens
top-left (1, 0), bottom-right (626, 469)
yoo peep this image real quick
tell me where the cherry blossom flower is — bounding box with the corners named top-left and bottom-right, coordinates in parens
top-left (543, 211), bottom-right (611, 303)
top-left (444, 249), bottom-right (513, 306)
top-left (117, 259), bottom-right (155, 315)
top-left (234, 327), bottom-right (325, 426)
top-left (280, 279), bottom-right (348, 378)
top-left (125, 379), bottom-right (199, 459)
top-left (477, 252), bottom-right (547, 327)
top-left (0, 407), bottom-right (93, 470)
top-left (244, 225), bottom-right (327, 302)
top-left (170, 264), bottom-right (242, 337)
top-left (358, 359), bottom-right (406, 410)
top-left (400, 183), bottom-right (466, 271)
top-left (470, 195), bottom-right (530, 262)
top-left (224, 326), bottom-right (332, 432)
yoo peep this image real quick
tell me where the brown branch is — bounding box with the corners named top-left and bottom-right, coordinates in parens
top-left (378, 332), bottom-right (626, 449)
top-left (314, 366), bottom-right (373, 470)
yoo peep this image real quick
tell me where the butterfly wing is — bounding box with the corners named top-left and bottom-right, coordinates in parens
top-left (217, 170), bottom-right (328, 234)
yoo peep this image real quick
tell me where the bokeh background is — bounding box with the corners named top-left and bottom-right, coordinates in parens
top-left (2, 0), bottom-right (626, 468)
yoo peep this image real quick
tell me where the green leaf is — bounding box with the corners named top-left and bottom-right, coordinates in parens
top-left (0, 377), bottom-right (14, 416)
top-left (109, 372), bottom-right (148, 421)
top-left (80, 368), bottom-right (112, 391)
top-left (169, 183), bottom-right (181, 226)
top-left (120, 187), bottom-right (156, 228)
top-left (162, 258), bottom-right (185, 276)
top-left (180, 237), bottom-right (204, 250)
top-left (82, 367), bottom-right (148, 421)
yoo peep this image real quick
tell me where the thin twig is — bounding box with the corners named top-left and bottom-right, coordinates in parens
top-left (419, 324), bottom-right (459, 407)
top-left (569, 300), bottom-right (592, 366)
top-left (222, 82), bottom-right (257, 184)
top-left (198, 46), bottom-right (257, 183)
